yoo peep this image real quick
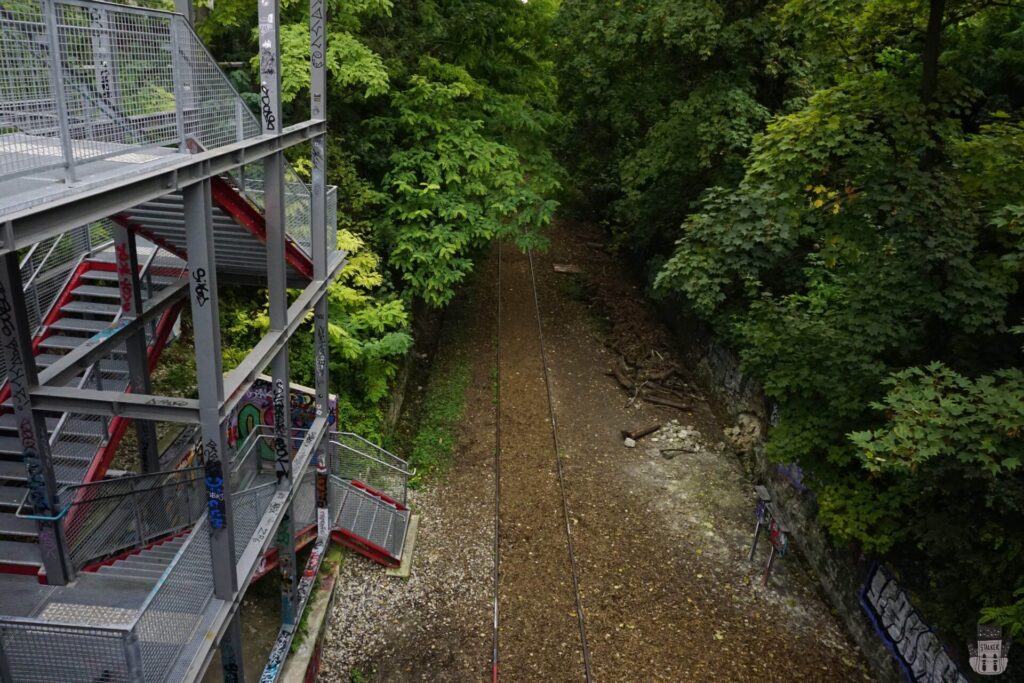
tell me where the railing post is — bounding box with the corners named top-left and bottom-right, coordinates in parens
top-left (41, 0), bottom-right (77, 183)
top-left (169, 17), bottom-right (189, 152)
top-left (124, 628), bottom-right (146, 682)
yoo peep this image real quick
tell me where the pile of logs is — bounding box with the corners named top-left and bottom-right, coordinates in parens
top-left (605, 356), bottom-right (691, 412)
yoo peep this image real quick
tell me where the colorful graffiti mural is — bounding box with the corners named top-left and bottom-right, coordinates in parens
top-left (228, 377), bottom-right (337, 461)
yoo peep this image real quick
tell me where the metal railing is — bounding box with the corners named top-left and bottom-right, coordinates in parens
top-left (0, 474), bottom-right (306, 683)
top-left (39, 466), bottom-right (205, 571)
top-left (328, 432), bottom-right (413, 506)
top-left (0, 0), bottom-right (262, 183)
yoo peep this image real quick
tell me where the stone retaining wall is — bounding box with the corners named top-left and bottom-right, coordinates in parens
top-left (664, 309), bottom-right (905, 683)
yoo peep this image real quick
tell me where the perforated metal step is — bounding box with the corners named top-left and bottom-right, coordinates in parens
top-left (334, 480), bottom-right (409, 562)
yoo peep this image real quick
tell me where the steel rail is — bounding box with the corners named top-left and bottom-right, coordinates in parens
top-left (491, 241), bottom-right (594, 682)
top-left (526, 245), bottom-right (594, 682)
top-left (491, 240), bottom-right (502, 683)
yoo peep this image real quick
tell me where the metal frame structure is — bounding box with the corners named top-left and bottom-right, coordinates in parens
top-left (0, 0), bottom-right (344, 679)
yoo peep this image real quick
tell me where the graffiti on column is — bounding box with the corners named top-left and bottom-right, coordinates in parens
top-left (273, 379), bottom-right (291, 483)
top-left (204, 439), bottom-right (227, 530)
top-left (314, 311), bottom-right (328, 416)
top-left (192, 267), bottom-right (210, 307)
top-left (315, 457), bottom-right (329, 541)
top-left (861, 563), bottom-right (968, 683)
top-left (310, 0), bottom-right (324, 70)
top-left (0, 280), bottom-right (63, 569)
top-left (115, 241), bottom-right (133, 313)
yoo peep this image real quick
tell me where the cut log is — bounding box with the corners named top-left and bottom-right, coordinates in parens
top-left (553, 263), bottom-right (583, 274)
top-left (642, 395), bottom-right (691, 411)
top-left (620, 423), bottom-right (661, 441)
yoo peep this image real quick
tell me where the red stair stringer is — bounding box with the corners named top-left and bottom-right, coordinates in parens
top-left (79, 298), bottom-right (185, 487)
top-left (209, 176), bottom-right (315, 281)
top-left (329, 480), bottom-right (405, 568)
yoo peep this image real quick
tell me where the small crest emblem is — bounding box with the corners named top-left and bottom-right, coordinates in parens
top-left (969, 623), bottom-right (1009, 676)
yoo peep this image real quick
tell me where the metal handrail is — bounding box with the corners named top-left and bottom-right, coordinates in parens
top-left (330, 440), bottom-right (414, 479)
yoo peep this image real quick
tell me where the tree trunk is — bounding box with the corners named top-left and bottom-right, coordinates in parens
top-left (920, 0), bottom-right (946, 104)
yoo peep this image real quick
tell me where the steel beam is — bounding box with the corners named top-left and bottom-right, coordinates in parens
top-left (113, 226), bottom-right (160, 473)
top-left (36, 278), bottom-right (188, 388)
top-left (0, 120), bottom-right (325, 254)
top-left (31, 386), bottom-right (200, 422)
top-left (0, 253), bottom-right (73, 584)
top-left (220, 250), bottom-right (345, 420)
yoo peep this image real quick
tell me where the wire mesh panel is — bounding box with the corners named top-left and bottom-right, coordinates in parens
top-left (293, 468), bottom-right (316, 529)
top-left (54, 0), bottom-right (177, 156)
top-left (0, 621), bottom-right (132, 683)
top-left (230, 481), bottom-right (278, 565)
top-left (133, 518), bottom-right (213, 682)
top-left (174, 19), bottom-right (261, 150)
top-left (61, 467), bottom-right (204, 570)
top-left (0, 0), bottom-right (64, 179)
top-left (229, 168), bottom-right (315, 255)
top-left (0, 0), bottom-right (262, 182)
top-left (329, 433), bottom-right (412, 506)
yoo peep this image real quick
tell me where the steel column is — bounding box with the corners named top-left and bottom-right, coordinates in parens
top-left (310, 0), bottom-right (332, 539)
top-left (113, 226), bottom-right (160, 473)
top-left (183, 179), bottom-right (238, 587)
top-left (220, 611), bottom-right (245, 683)
top-left (0, 253), bottom-right (73, 584)
top-left (260, 0), bottom-right (298, 626)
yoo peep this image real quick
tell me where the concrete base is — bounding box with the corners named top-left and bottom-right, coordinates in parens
top-left (281, 554), bottom-right (340, 683)
top-left (386, 514), bottom-right (420, 578)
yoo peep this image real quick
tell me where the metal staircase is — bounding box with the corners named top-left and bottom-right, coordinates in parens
top-left (0, 0), bottom-right (347, 676)
top-left (328, 433), bottom-right (414, 567)
top-left (0, 243), bottom-right (186, 576)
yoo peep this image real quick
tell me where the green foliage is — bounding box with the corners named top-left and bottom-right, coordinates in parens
top-left (220, 228), bottom-right (412, 438)
top-left (378, 57), bottom-right (556, 306)
top-left (558, 0), bottom-right (1024, 649)
top-left (405, 352), bottom-right (471, 485)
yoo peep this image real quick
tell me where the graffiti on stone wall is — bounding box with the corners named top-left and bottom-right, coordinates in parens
top-left (861, 563), bottom-right (968, 683)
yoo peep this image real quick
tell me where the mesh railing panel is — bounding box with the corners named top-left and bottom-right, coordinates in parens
top-left (175, 19), bottom-right (261, 150)
top-left (230, 169), bottom-right (315, 255)
top-left (231, 482), bottom-right (278, 565)
top-left (61, 467), bottom-right (204, 570)
top-left (54, 1), bottom-right (177, 156)
top-left (0, 0), bottom-right (63, 179)
top-left (0, 622), bottom-right (132, 683)
top-left (0, 0), bottom-right (262, 181)
top-left (133, 518), bottom-right (213, 682)
top-left (329, 433), bottom-right (411, 505)
top-left (294, 468), bottom-right (316, 529)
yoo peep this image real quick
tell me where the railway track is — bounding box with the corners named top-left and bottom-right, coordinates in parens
top-left (491, 240), bottom-right (593, 682)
